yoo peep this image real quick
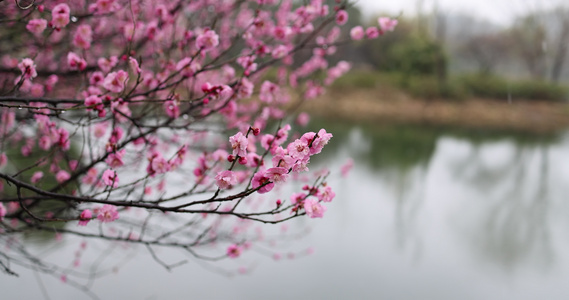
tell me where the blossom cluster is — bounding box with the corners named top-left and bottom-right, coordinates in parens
top-left (0, 0), bottom-right (396, 282)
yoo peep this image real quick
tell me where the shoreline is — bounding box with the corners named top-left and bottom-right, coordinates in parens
top-left (301, 88), bottom-right (569, 134)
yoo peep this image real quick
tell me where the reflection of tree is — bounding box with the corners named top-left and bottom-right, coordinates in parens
top-left (308, 119), bottom-right (561, 267)
top-left (450, 141), bottom-right (555, 272)
top-left (307, 120), bottom-right (438, 171)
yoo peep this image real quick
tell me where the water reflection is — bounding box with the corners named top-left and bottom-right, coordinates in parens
top-left (310, 119), bottom-right (565, 273)
top-left (4, 120), bottom-right (569, 299)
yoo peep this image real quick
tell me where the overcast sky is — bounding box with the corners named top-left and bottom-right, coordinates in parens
top-left (355, 0), bottom-right (569, 25)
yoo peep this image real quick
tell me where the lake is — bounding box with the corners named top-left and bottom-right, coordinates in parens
top-left (3, 120), bottom-right (569, 300)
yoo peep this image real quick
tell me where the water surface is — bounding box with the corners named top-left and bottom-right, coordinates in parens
top-left (3, 121), bottom-right (569, 300)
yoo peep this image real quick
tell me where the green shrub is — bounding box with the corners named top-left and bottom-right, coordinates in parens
top-left (457, 74), bottom-right (568, 101)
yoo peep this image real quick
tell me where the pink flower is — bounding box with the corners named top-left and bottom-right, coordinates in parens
top-left (317, 186), bottom-right (335, 202)
top-left (57, 128), bottom-right (70, 150)
top-left (163, 100), bottom-right (180, 118)
top-left (0, 153), bottom-right (6, 168)
top-left (350, 26), bottom-right (365, 41)
top-left (55, 170), bottom-right (70, 183)
top-left (290, 192), bottom-right (306, 205)
top-left (252, 170), bottom-right (274, 194)
top-left (259, 80), bottom-right (280, 103)
top-left (82, 168), bottom-right (98, 185)
top-left (69, 160), bottom-right (78, 171)
top-left (51, 3), bottom-right (70, 29)
top-left (26, 19), bottom-right (48, 36)
top-left (73, 24), bottom-right (93, 49)
top-left (304, 198), bottom-right (326, 218)
top-left (229, 131), bottom-right (248, 157)
top-left (215, 170), bottom-right (237, 190)
top-left (31, 171), bottom-right (43, 183)
top-left (272, 45), bottom-right (290, 59)
top-left (18, 58), bottom-right (37, 79)
top-left (102, 169), bottom-right (119, 188)
top-left (78, 209), bottom-right (92, 226)
top-left (341, 158), bottom-right (353, 177)
top-left (366, 27), bottom-right (380, 39)
top-left (103, 70), bottom-right (128, 93)
top-left (128, 57), bottom-right (141, 74)
top-left (196, 29), bottom-right (219, 50)
top-left (306, 128), bottom-right (332, 155)
top-left (227, 244), bottom-right (242, 258)
top-left (335, 10), bottom-right (348, 25)
top-left (67, 52), bottom-right (87, 71)
top-left (97, 205), bottom-right (119, 223)
top-left (98, 56), bottom-right (118, 73)
top-left (94, 0), bottom-right (119, 14)
top-left (287, 139), bottom-right (309, 159)
top-left (237, 78), bottom-right (254, 99)
top-left (273, 26), bottom-right (292, 40)
top-left (293, 113), bottom-right (309, 127)
top-left (105, 149), bottom-right (125, 168)
top-left (264, 167), bottom-right (289, 184)
top-left (150, 156), bottom-right (170, 175)
top-left (0, 203), bottom-right (6, 220)
top-left (378, 17), bottom-right (398, 32)
top-left (176, 57), bottom-right (201, 77)
top-left (85, 95), bottom-right (102, 108)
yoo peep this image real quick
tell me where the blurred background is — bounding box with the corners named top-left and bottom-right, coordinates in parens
top-left (3, 0), bottom-right (569, 299)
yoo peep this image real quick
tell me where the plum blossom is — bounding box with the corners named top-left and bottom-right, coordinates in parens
top-left (227, 244), bottom-right (242, 258)
top-left (97, 205), bottom-right (119, 223)
top-left (18, 58), bottom-right (37, 80)
top-left (259, 81), bottom-right (280, 103)
top-left (273, 26), bottom-right (292, 40)
top-left (215, 170), bottom-right (237, 190)
top-left (341, 158), bottom-right (353, 177)
top-left (103, 70), bottom-right (128, 93)
top-left (378, 17), bottom-right (398, 32)
top-left (82, 168), bottom-right (99, 185)
top-left (366, 27), bottom-right (380, 39)
top-left (73, 24), bottom-right (93, 49)
top-left (92, 0), bottom-right (120, 14)
top-left (304, 198), bottom-right (326, 218)
top-left (236, 78), bottom-right (254, 99)
top-left (26, 19), bottom-right (47, 36)
top-left (128, 57), bottom-right (141, 74)
top-left (78, 209), bottom-right (92, 226)
top-left (335, 10), bottom-right (348, 25)
top-left (55, 170), bottom-right (70, 183)
top-left (0, 203), bottom-right (6, 220)
top-left (150, 156), bottom-right (170, 174)
top-left (317, 186), bottom-right (335, 202)
top-left (196, 29), bottom-right (219, 50)
top-left (67, 52), bottom-right (87, 71)
top-left (98, 56), bottom-right (118, 73)
top-left (229, 131), bottom-right (248, 157)
top-left (105, 149), bottom-right (125, 168)
top-left (51, 3), bottom-right (70, 29)
top-left (38, 135), bottom-right (52, 151)
top-left (102, 169), bottom-right (119, 187)
top-left (287, 139), bottom-right (309, 159)
top-left (252, 170), bottom-right (274, 193)
top-left (290, 192), bottom-right (306, 205)
top-left (163, 100), bottom-right (180, 118)
top-left (31, 171), bottom-right (43, 183)
top-left (0, 153), bottom-right (6, 168)
top-left (264, 167), bottom-right (289, 184)
top-left (296, 112), bottom-right (310, 126)
top-left (350, 26), bottom-right (364, 40)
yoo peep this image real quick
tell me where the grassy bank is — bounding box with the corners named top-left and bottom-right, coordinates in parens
top-left (302, 72), bottom-right (569, 133)
top-left (331, 70), bottom-right (569, 102)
